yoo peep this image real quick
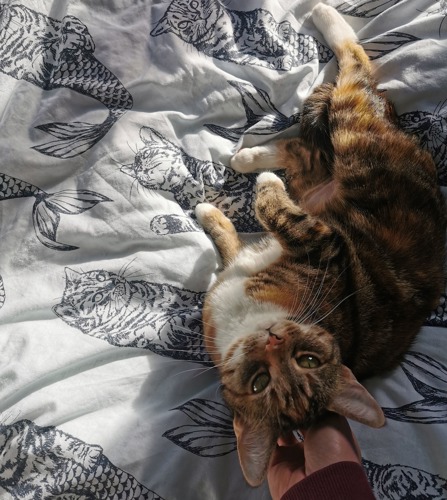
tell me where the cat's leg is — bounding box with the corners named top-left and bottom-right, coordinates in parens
top-left (195, 203), bottom-right (242, 267)
top-left (255, 172), bottom-right (336, 257)
top-left (231, 144), bottom-right (278, 174)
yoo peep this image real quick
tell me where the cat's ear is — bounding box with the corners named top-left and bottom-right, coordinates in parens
top-left (233, 414), bottom-right (277, 487)
top-left (65, 267), bottom-right (81, 283)
top-left (150, 16), bottom-right (172, 37)
top-left (327, 365), bottom-right (385, 428)
top-left (139, 126), bottom-right (163, 145)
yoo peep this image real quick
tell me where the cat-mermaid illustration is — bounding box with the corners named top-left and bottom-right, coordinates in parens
top-left (53, 267), bottom-right (211, 364)
top-left (0, 419), bottom-right (164, 499)
top-left (150, 0), bottom-right (333, 70)
top-left (0, 4), bottom-right (133, 158)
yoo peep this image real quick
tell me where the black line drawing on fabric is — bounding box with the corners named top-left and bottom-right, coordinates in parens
top-left (0, 419), bottom-right (164, 500)
top-left (363, 460), bottom-right (447, 499)
top-left (382, 351), bottom-right (447, 424)
top-left (336, 0), bottom-right (404, 18)
top-left (0, 275), bottom-right (4, 310)
top-left (150, 0), bottom-right (333, 70)
top-left (205, 80), bottom-right (300, 142)
top-left (399, 101), bottom-right (447, 186)
top-left (163, 399), bottom-right (237, 457)
top-left (53, 267), bottom-right (212, 365)
top-left (0, 172), bottom-right (111, 251)
top-left (419, 0), bottom-right (447, 38)
top-left (426, 293), bottom-right (447, 327)
top-left (0, 4), bottom-right (133, 158)
top-left (150, 214), bottom-right (200, 235)
top-left (162, 398), bottom-right (447, 498)
top-left (361, 32), bottom-right (421, 60)
top-left (121, 126), bottom-right (261, 233)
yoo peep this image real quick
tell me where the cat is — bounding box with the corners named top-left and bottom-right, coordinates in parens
top-left (121, 126), bottom-right (260, 232)
top-left (150, 0), bottom-right (333, 70)
top-left (53, 267), bottom-right (210, 365)
top-left (195, 3), bottom-right (447, 486)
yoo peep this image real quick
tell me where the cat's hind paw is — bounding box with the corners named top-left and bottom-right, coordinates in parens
top-left (256, 172), bottom-right (285, 190)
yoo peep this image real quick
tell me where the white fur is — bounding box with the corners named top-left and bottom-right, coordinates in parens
top-left (256, 171), bottom-right (285, 189)
top-left (195, 202), bottom-right (216, 224)
top-left (210, 237), bottom-right (287, 361)
top-left (312, 3), bottom-right (357, 50)
top-left (231, 144), bottom-right (278, 173)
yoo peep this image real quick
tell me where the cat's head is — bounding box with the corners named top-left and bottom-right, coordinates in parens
top-left (150, 0), bottom-right (222, 43)
top-left (53, 268), bottom-right (133, 333)
top-left (212, 319), bottom-right (385, 486)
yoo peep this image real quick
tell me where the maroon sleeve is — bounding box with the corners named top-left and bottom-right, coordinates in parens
top-left (281, 461), bottom-right (376, 500)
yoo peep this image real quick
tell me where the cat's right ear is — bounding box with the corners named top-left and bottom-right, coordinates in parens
top-left (150, 16), bottom-right (172, 37)
top-left (65, 267), bottom-right (81, 283)
top-left (233, 415), bottom-right (277, 487)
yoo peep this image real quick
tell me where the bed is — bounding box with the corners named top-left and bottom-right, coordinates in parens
top-left (0, 0), bottom-right (446, 498)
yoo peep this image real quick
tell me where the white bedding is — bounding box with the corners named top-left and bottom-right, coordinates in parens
top-left (0, 0), bottom-right (446, 498)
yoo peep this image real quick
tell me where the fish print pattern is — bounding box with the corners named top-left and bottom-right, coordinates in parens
top-left (150, 0), bottom-right (333, 70)
top-left (150, 214), bottom-right (200, 235)
top-left (121, 127), bottom-right (261, 233)
top-left (162, 398), bottom-right (447, 498)
top-left (399, 100), bottom-right (447, 186)
top-left (205, 80), bottom-right (300, 143)
top-left (382, 351), bottom-right (447, 424)
top-left (0, 172), bottom-right (111, 251)
top-left (0, 4), bottom-right (133, 158)
top-left (336, 0), bottom-right (404, 18)
top-left (53, 267), bottom-right (212, 365)
top-left (0, 275), bottom-right (4, 311)
top-left (0, 419), bottom-right (164, 499)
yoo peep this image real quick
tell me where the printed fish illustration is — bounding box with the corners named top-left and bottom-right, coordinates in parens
top-left (205, 80), bottom-right (300, 143)
top-left (0, 4), bottom-right (133, 158)
top-left (336, 0), bottom-right (404, 18)
top-left (0, 172), bottom-right (111, 251)
top-left (363, 459), bottom-right (447, 499)
top-left (0, 419), bottom-right (165, 500)
top-left (0, 274), bottom-right (5, 310)
top-left (382, 351), bottom-right (447, 424)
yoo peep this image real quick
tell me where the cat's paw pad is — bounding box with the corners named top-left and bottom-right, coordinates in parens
top-left (256, 172), bottom-right (285, 190)
top-left (231, 149), bottom-right (258, 173)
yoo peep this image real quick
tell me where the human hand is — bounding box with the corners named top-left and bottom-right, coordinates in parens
top-left (267, 412), bottom-right (362, 500)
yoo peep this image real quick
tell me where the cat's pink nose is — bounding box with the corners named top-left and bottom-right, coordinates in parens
top-left (266, 331), bottom-right (284, 350)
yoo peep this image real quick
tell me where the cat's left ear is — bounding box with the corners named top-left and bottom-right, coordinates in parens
top-left (233, 415), bottom-right (277, 487)
top-left (327, 365), bottom-right (385, 428)
top-left (150, 16), bottom-right (172, 36)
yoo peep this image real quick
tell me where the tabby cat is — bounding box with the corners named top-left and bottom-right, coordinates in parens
top-left (196, 3), bottom-right (446, 487)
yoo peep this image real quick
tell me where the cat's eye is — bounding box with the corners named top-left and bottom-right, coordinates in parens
top-left (97, 273), bottom-right (106, 282)
top-left (190, 0), bottom-right (199, 9)
top-left (178, 20), bottom-right (190, 29)
top-left (296, 355), bottom-right (321, 369)
top-left (93, 292), bottom-right (104, 303)
top-left (252, 372), bottom-right (270, 394)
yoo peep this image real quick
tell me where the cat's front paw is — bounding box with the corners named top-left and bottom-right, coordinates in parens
top-left (231, 148), bottom-right (259, 173)
top-left (256, 172), bottom-right (285, 190)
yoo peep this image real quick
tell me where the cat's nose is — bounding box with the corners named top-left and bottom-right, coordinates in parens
top-left (266, 331), bottom-right (284, 350)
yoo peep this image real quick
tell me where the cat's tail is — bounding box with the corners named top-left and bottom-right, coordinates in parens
top-left (311, 4), bottom-right (385, 135)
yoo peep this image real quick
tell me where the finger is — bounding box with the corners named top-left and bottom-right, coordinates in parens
top-left (269, 441), bottom-right (304, 468)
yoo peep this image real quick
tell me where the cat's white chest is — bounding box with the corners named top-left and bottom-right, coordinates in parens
top-left (208, 237), bottom-right (287, 359)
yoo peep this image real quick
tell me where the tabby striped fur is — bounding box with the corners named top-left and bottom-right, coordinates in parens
top-left (196, 3), bottom-right (446, 487)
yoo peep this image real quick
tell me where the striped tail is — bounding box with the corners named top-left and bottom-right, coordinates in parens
top-left (33, 189), bottom-right (111, 250)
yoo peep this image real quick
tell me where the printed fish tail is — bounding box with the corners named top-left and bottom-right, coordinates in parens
top-left (32, 189), bottom-right (111, 251)
top-left (32, 114), bottom-right (121, 159)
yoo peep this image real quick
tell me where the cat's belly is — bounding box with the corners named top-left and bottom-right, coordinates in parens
top-left (301, 180), bottom-right (337, 215)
